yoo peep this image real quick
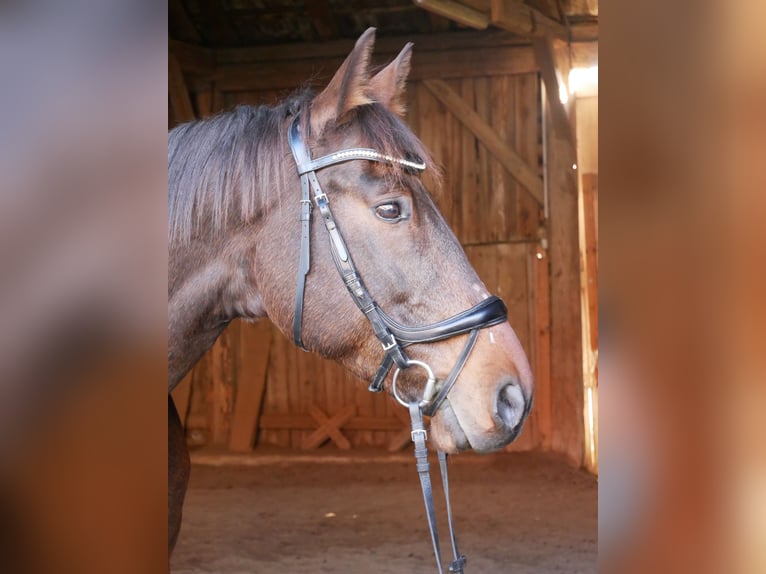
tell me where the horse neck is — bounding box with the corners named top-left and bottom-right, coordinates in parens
top-left (167, 231), bottom-right (265, 390)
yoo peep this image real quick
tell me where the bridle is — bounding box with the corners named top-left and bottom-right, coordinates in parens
top-left (287, 112), bottom-right (507, 573)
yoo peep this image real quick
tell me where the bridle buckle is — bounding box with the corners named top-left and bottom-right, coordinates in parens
top-left (381, 334), bottom-right (398, 351)
top-left (411, 428), bottom-right (428, 442)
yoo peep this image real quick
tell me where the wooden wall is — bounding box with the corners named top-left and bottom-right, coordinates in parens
top-left (170, 33), bottom-right (583, 463)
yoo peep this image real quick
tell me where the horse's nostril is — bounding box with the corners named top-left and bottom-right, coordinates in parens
top-left (495, 384), bottom-right (526, 431)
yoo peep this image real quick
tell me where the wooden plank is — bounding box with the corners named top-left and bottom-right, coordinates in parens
top-left (387, 408), bottom-right (415, 452)
top-left (529, 243), bottom-right (552, 449)
top-left (545, 92), bottom-right (583, 465)
top-left (474, 76), bottom-right (492, 242)
top-left (413, 0), bottom-right (490, 29)
top-left (215, 46), bottom-right (538, 91)
top-left (228, 321), bottom-right (273, 452)
top-left (491, 0), bottom-right (567, 39)
top-left (207, 324), bottom-right (236, 446)
top-left (533, 36), bottom-right (573, 142)
top-left (515, 72), bottom-right (543, 239)
top-left (169, 39), bottom-right (214, 76)
top-left (168, 0), bottom-right (201, 43)
top-left (260, 414), bottom-right (407, 431)
top-left (460, 79), bottom-right (480, 244)
top-left (168, 53), bottom-right (195, 125)
top-left (302, 405), bottom-right (356, 450)
top-left (489, 75), bottom-right (516, 240)
top-left (196, 0), bottom-right (239, 46)
top-left (461, 0), bottom-right (491, 11)
top-left (215, 30), bottom-right (529, 65)
top-left (262, 327), bottom-right (290, 448)
top-left (581, 173), bottom-right (598, 352)
top-left (194, 84), bottom-right (214, 119)
top-left (423, 78), bottom-right (544, 205)
top-left (305, 0), bottom-right (338, 40)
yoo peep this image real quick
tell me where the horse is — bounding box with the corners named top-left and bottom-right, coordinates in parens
top-left (168, 27), bottom-right (534, 564)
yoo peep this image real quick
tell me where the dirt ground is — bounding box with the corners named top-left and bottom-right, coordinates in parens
top-left (171, 450), bottom-right (597, 573)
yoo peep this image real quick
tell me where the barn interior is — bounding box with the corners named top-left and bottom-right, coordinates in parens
top-left (169, 1), bottom-right (598, 571)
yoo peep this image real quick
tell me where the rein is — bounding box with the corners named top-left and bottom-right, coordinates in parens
top-left (287, 113), bottom-right (507, 573)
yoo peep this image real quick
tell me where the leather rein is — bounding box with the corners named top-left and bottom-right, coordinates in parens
top-left (287, 113), bottom-right (507, 573)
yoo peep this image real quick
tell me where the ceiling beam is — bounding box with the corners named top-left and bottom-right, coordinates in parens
top-left (412, 0), bottom-right (489, 30)
top-left (168, 0), bottom-right (200, 44)
top-left (169, 39), bottom-right (215, 76)
top-left (305, 0), bottom-right (339, 40)
top-left (490, 0), bottom-right (567, 39)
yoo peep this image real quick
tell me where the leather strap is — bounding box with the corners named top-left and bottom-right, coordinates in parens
top-left (439, 451), bottom-right (466, 574)
top-left (379, 296), bottom-right (506, 345)
top-left (421, 329), bottom-right (479, 416)
top-left (297, 148), bottom-right (426, 175)
top-left (409, 403), bottom-right (467, 574)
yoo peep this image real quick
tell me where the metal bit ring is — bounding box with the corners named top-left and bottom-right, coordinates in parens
top-left (392, 360), bottom-right (437, 408)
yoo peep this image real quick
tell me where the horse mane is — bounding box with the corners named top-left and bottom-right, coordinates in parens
top-left (168, 90), bottom-right (439, 245)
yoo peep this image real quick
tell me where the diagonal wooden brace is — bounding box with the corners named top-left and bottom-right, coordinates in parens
top-left (302, 404), bottom-right (356, 450)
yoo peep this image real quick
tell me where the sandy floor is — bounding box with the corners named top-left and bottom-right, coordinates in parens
top-left (171, 450), bottom-right (597, 573)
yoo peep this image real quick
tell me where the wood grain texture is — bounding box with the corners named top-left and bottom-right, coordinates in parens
top-left (168, 53), bottom-right (195, 125)
top-left (228, 320), bottom-right (273, 452)
top-left (545, 94), bottom-right (584, 466)
top-left (423, 78), bottom-right (544, 205)
top-left (214, 46), bottom-right (537, 91)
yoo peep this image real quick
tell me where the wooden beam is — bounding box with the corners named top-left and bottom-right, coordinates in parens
top-left (197, 0), bottom-right (239, 46)
top-left (168, 0), bottom-right (200, 43)
top-left (533, 36), bottom-right (573, 141)
top-left (422, 78), bottom-right (544, 205)
top-left (387, 408), bottom-right (415, 452)
top-left (168, 53), bottom-right (195, 124)
top-left (302, 405), bottom-right (356, 450)
top-left (215, 45), bottom-right (537, 91)
top-left (570, 21), bottom-right (598, 42)
top-left (305, 0), bottom-right (338, 40)
top-left (215, 30), bottom-right (528, 65)
top-left (412, 0), bottom-right (489, 29)
top-left (528, 243), bottom-right (552, 449)
top-left (228, 321), bottom-right (273, 452)
top-left (169, 39), bottom-right (215, 76)
top-left (491, 0), bottom-right (567, 39)
top-left (259, 414), bottom-right (407, 431)
top-left (544, 87), bottom-right (583, 466)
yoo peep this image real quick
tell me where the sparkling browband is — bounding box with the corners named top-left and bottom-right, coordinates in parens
top-left (296, 147), bottom-right (426, 175)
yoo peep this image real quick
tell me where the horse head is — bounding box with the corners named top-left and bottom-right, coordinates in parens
top-left (252, 29), bottom-right (534, 453)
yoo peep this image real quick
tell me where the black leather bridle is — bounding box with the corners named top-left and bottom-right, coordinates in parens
top-left (287, 112), bottom-right (508, 573)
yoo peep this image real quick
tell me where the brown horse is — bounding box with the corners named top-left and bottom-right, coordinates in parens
top-left (168, 28), bottom-right (533, 554)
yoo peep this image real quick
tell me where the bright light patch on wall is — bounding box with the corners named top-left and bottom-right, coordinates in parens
top-left (558, 83), bottom-right (569, 105)
top-left (568, 66), bottom-right (599, 97)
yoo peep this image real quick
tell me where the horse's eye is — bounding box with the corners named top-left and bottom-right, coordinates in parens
top-left (375, 202), bottom-right (403, 222)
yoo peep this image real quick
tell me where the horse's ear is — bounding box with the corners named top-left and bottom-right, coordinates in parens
top-left (310, 27), bottom-right (376, 136)
top-left (368, 42), bottom-right (413, 117)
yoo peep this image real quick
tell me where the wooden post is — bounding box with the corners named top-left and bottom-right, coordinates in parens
top-left (544, 88), bottom-right (584, 466)
top-left (168, 53), bottom-right (195, 125)
top-left (528, 243), bottom-right (553, 450)
top-left (228, 321), bottom-right (273, 452)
